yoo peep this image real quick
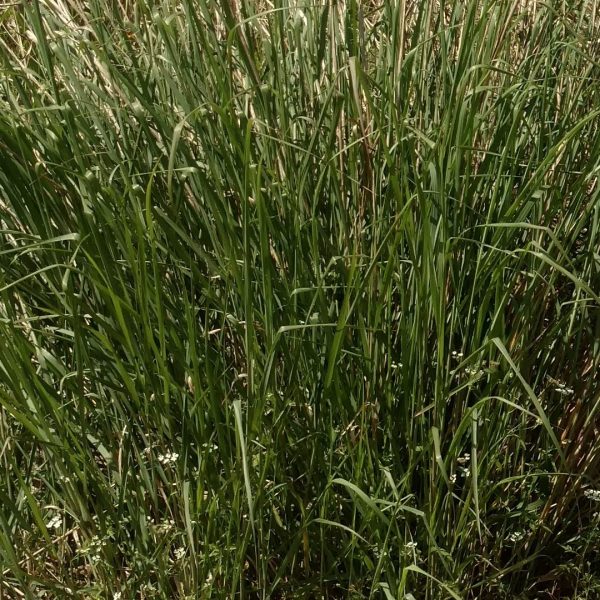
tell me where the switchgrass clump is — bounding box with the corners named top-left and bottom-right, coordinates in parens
top-left (0, 0), bottom-right (599, 598)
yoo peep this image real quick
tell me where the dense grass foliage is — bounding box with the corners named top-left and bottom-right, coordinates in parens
top-left (1, 0), bottom-right (599, 597)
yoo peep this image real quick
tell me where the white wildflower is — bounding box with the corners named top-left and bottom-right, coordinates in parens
top-left (47, 514), bottom-right (62, 530)
top-left (584, 489), bottom-right (600, 502)
top-left (457, 453), bottom-right (470, 465)
top-left (158, 451), bottom-right (179, 465)
top-left (79, 533), bottom-right (106, 563)
top-left (553, 381), bottom-right (574, 395)
top-left (507, 531), bottom-right (525, 542)
top-left (157, 518), bottom-right (175, 533)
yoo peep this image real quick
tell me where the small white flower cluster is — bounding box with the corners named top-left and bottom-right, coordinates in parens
top-left (457, 453), bottom-right (470, 465)
top-left (507, 531), bottom-right (525, 542)
top-left (450, 453), bottom-right (471, 482)
top-left (46, 514), bottom-right (63, 530)
top-left (158, 451), bottom-right (179, 466)
top-left (174, 546), bottom-right (186, 560)
top-left (113, 592), bottom-right (122, 600)
top-left (405, 541), bottom-right (418, 549)
top-left (584, 489), bottom-right (600, 502)
top-left (554, 382), bottom-right (574, 395)
top-left (451, 350), bottom-right (464, 359)
top-left (80, 534), bottom-right (106, 563)
top-left (459, 453), bottom-right (470, 477)
top-left (156, 518), bottom-right (175, 534)
top-left (143, 443), bottom-right (157, 456)
top-left (464, 366), bottom-right (484, 377)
